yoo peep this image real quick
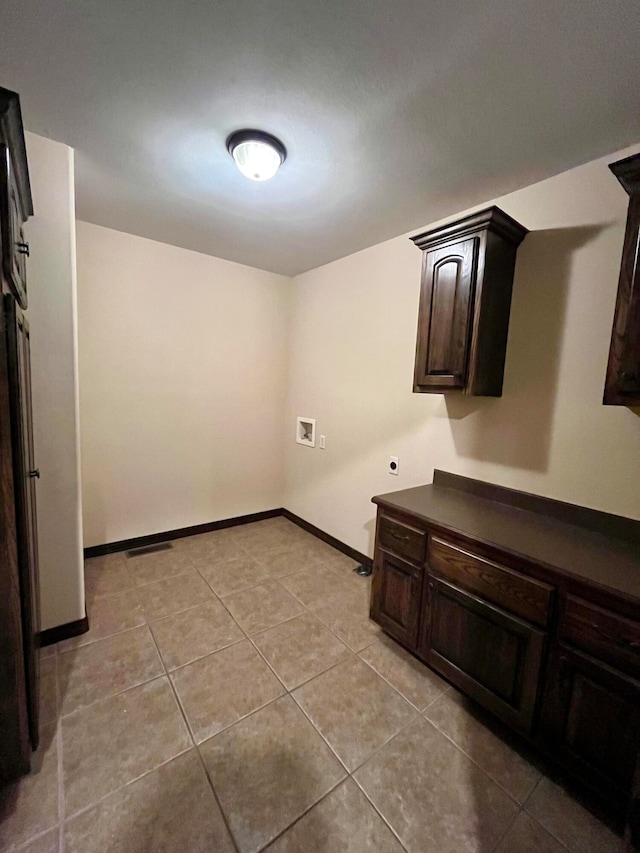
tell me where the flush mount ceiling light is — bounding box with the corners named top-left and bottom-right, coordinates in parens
top-left (226, 129), bottom-right (286, 182)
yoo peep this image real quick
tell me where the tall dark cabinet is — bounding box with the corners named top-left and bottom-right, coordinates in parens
top-left (0, 86), bottom-right (39, 781)
top-left (604, 153), bottom-right (640, 406)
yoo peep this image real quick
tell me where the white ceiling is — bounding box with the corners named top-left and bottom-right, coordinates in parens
top-left (1, 0), bottom-right (639, 276)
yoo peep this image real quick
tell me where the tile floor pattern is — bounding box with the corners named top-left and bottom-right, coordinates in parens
top-left (0, 517), bottom-right (626, 852)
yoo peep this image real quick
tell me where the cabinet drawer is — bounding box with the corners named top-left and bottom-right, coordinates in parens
top-left (429, 536), bottom-right (553, 627)
top-left (560, 595), bottom-right (640, 677)
top-left (378, 515), bottom-right (426, 564)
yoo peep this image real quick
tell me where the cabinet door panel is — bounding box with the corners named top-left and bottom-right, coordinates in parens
top-left (541, 645), bottom-right (640, 801)
top-left (414, 237), bottom-right (478, 389)
top-left (371, 551), bottom-right (422, 649)
top-left (426, 577), bottom-right (545, 732)
top-left (5, 297), bottom-right (39, 748)
top-left (0, 146), bottom-right (28, 309)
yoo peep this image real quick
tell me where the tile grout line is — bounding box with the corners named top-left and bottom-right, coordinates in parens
top-left (519, 777), bottom-right (585, 853)
top-left (54, 650), bottom-right (64, 853)
top-left (418, 714), bottom-right (522, 808)
top-left (356, 648), bottom-right (448, 714)
top-left (58, 606), bottom-right (240, 848)
top-left (72, 526), bottom-right (375, 847)
top-left (348, 776), bottom-right (411, 852)
top-left (145, 614), bottom-right (242, 853)
top-left (488, 804), bottom-right (522, 853)
top-left (253, 776), bottom-right (348, 853)
top-left (61, 747), bottom-right (194, 826)
top-left (83, 529), bottom-right (410, 850)
top-left (56, 627), bottom-right (166, 719)
top-left (56, 658), bottom-right (196, 826)
top-left (56, 622), bottom-right (150, 659)
top-left (56, 672), bottom-right (167, 722)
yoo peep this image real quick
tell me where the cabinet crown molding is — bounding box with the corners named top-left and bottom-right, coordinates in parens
top-left (410, 205), bottom-right (528, 252)
top-left (609, 152), bottom-right (640, 197)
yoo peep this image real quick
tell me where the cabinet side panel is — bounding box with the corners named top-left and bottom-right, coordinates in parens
top-left (467, 231), bottom-right (518, 396)
top-left (604, 192), bottom-right (640, 405)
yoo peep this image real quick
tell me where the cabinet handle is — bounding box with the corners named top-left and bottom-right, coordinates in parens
top-left (28, 469), bottom-right (40, 479)
top-left (17, 241), bottom-right (30, 257)
top-left (389, 530), bottom-right (410, 542)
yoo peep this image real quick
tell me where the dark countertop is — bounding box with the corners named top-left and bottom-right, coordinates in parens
top-left (372, 482), bottom-right (640, 602)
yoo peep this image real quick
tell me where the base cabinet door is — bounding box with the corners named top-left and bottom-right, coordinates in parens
top-left (371, 551), bottom-right (423, 649)
top-left (540, 645), bottom-right (640, 809)
top-left (425, 577), bottom-right (545, 733)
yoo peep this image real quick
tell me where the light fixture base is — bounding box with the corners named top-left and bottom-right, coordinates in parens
top-left (226, 129), bottom-right (286, 181)
top-left (226, 129), bottom-right (287, 163)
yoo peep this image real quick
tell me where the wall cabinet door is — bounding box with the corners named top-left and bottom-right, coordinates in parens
top-left (425, 577), bottom-right (545, 733)
top-left (414, 237), bottom-right (478, 391)
top-left (370, 551), bottom-right (423, 649)
top-left (540, 644), bottom-right (640, 807)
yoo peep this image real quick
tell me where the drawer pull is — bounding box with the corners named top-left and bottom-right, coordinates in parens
top-left (389, 530), bottom-right (410, 542)
top-left (16, 241), bottom-right (30, 257)
top-left (589, 621), bottom-right (640, 650)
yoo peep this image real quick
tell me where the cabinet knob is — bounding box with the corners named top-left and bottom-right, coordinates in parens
top-left (28, 469), bottom-right (40, 479)
top-left (17, 241), bottom-right (30, 257)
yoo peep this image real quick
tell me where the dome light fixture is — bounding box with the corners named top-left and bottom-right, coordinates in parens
top-left (226, 129), bottom-right (286, 182)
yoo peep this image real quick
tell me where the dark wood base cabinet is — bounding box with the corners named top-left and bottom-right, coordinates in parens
top-left (370, 473), bottom-right (640, 847)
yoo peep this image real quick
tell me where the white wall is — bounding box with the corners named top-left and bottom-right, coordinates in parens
top-left (76, 223), bottom-right (291, 547)
top-left (25, 132), bottom-right (85, 631)
top-left (284, 144), bottom-right (640, 557)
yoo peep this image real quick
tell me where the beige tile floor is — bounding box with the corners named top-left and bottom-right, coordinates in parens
top-left (0, 517), bottom-right (626, 852)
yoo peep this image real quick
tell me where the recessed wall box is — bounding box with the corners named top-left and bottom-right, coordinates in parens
top-left (296, 417), bottom-right (316, 447)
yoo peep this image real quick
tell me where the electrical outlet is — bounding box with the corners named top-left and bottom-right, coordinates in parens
top-left (389, 456), bottom-right (399, 475)
top-left (319, 435), bottom-right (326, 449)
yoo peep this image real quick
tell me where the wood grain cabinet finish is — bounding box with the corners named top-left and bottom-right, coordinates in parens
top-left (371, 550), bottom-right (423, 648)
top-left (369, 487), bottom-right (640, 833)
top-left (429, 535), bottom-right (553, 628)
top-left (425, 576), bottom-right (546, 732)
top-left (540, 644), bottom-right (640, 809)
top-left (411, 206), bottom-right (528, 396)
top-left (5, 297), bottom-right (40, 748)
top-left (604, 153), bottom-right (640, 406)
top-left (378, 514), bottom-right (427, 565)
top-left (0, 92), bottom-right (31, 311)
top-left (0, 87), bottom-right (37, 782)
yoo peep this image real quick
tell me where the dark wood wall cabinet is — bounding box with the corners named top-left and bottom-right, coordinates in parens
top-left (370, 471), bottom-right (640, 843)
top-left (0, 86), bottom-right (39, 782)
top-left (604, 153), bottom-right (640, 406)
top-left (410, 207), bottom-right (528, 396)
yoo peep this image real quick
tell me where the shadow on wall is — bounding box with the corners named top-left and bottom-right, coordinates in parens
top-left (443, 225), bottom-right (606, 473)
top-left (81, 479), bottom-right (107, 550)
